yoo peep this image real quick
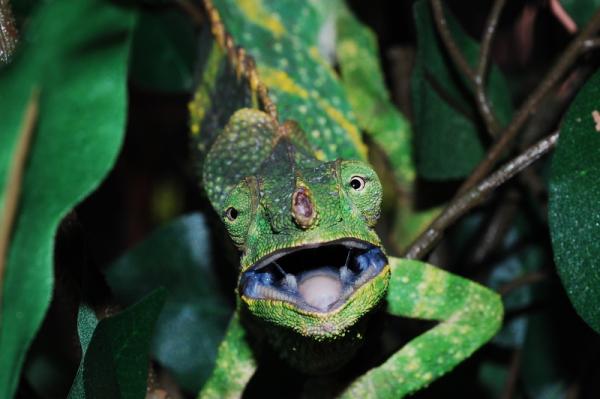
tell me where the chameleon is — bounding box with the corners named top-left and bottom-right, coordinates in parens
top-left (188, 0), bottom-right (504, 397)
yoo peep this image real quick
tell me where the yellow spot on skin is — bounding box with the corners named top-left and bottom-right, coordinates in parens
top-left (315, 149), bottom-right (326, 160)
top-left (309, 46), bottom-right (321, 60)
top-left (318, 99), bottom-right (368, 159)
top-left (406, 359), bottom-right (420, 372)
top-left (259, 66), bottom-right (309, 98)
top-left (413, 266), bottom-right (447, 318)
top-left (258, 67), bottom-right (367, 159)
top-left (338, 40), bottom-right (359, 58)
top-left (238, 0), bottom-right (286, 38)
top-left (592, 110), bottom-right (600, 132)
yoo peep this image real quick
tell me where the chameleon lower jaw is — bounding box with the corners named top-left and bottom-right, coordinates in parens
top-left (239, 240), bottom-right (388, 314)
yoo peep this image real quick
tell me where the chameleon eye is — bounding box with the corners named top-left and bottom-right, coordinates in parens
top-left (226, 207), bottom-right (238, 221)
top-left (349, 176), bottom-right (366, 191)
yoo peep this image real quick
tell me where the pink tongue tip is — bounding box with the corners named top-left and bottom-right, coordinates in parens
top-left (298, 273), bottom-right (342, 311)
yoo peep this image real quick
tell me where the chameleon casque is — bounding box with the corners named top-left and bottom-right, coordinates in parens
top-left (189, 0), bottom-right (504, 397)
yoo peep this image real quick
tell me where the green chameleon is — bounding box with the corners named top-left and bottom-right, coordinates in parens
top-left (189, 0), bottom-right (503, 397)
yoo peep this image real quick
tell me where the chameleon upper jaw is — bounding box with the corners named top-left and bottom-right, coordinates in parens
top-left (239, 239), bottom-right (388, 313)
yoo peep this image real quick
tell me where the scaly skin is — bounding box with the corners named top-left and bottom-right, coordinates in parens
top-left (191, 1), bottom-right (504, 397)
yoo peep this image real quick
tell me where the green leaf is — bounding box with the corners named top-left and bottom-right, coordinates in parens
top-left (559, 0), bottom-right (600, 28)
top-left (335, 5), bottom-right (414, 188)
top-left (105, 213), bottom-right (232, 393)
top-left (549, 70), bottom-right (600, 334)
top-left (411, 0), bottom-right (512, 180)
top-left (68, 289), bottom-right (167, 399)
top-left (129, 7), bottom-right (197, 92)
top-left (0, 1), bottom-right (136, 397)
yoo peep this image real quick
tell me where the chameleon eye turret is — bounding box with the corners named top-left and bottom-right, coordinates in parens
top-left (222, 179), bottom-right (257, 248)
top-left (339, 160), bottom-right (383, 227)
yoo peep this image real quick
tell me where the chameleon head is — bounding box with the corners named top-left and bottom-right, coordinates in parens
top-left (220, 155), bottom-right (391, 340)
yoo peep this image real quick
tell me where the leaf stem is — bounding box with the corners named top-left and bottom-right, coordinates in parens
top-left (0, 89), bottom-right (39, 304)
top-left (403, 131), bottom-right (559, 260)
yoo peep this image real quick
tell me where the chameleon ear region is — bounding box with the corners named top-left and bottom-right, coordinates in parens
top-left (222, 179), bottom-right (256, 247)
top-left (339, 161), bottom-right (382, 227)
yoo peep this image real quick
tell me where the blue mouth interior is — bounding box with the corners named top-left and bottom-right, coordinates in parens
top-left (239, 243), bottom-right (387, 312)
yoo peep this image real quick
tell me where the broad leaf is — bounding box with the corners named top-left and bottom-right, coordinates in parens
top-left (0, 1), bottom-right (135, 397)
top-left (549, 70), bottom-right (600, 334)
top-left (411, 0), bottom-right (512, 180)
top-left (105, 213), bottom-right (232, 393)
top-left (68, 289), bottom-right (166, 399)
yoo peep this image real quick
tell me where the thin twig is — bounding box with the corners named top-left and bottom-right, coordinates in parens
top-left (430, 0), bottom-right (502, 137)
top-left (499, 271), bottom-right (547, 296)
top-left (0, 0), bottom-right (18, 63)
top-left (457, 9), bottom-right (600, 196)
top-left (500, 350), bottom-right (522, 399)
top-left (403, 131), bottom-right (559, 260)
top-left (430, 0), bottom-right (476, 82)
top-left (477, 0), bottom-right (506, 81)
top-left (0, 89), bottom-right (40, 304)
top-left (474, 0), bottom-right (507, 136)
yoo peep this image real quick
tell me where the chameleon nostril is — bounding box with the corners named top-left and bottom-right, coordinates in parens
top-left (292, 187), bottom-right (316, 229)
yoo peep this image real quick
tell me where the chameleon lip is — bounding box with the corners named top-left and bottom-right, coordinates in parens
top-left (239, 239), bottom-right (388, 313)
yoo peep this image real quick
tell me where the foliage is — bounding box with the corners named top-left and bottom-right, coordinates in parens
top-left (0, 0), bottom-right (135, 397)
top-left (0, 0), bottom-right (599, 398)
top-left (549, 70), bottom-right (600, 334)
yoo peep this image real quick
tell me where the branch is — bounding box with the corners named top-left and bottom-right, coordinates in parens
top-left (499, 271), bottom-right (547, 296)
top-left (0, 89), bottom-right (39, 303)
top-left (457, 9), bottom-right (600, 196)
top-left (474, 0), bottom-right (507, 136)
top-left (477, 0), bottom-right (506, 81)
top-left (430, 0), bottom-right (502, 137)
top-left (403, 131), bottom-right (559, 260)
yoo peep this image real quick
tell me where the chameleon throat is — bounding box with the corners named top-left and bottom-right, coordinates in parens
top-left (240, 240), bottom-right (387, 313)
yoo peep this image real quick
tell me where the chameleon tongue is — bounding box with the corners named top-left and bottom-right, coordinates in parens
top-left (298, 270), bottom-right (342, 311)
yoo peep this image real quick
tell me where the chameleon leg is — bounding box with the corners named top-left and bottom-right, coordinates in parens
top-left (199, 312), bottom-right (258, 399)
top-left (342, 257), bottom-right (503, 398)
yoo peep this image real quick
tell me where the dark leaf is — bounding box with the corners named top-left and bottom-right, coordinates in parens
top-left (411, 0), bottom-right (512, 180)
top-left (68, 289), bottom-right (166, 399)
top-left (549, 70), bottom-right (600, 334)
top-left (105, 213), bottom-right (232, 393)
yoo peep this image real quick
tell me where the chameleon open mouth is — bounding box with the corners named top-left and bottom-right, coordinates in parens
top-left (239, 240), bottom-right (388, 313)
